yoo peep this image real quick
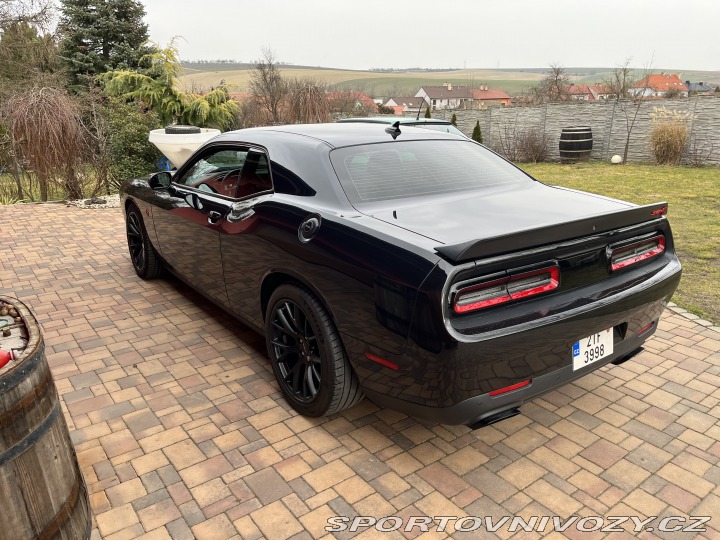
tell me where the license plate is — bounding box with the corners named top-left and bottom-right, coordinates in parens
top-left (572, 328), bottom-right (613, 370)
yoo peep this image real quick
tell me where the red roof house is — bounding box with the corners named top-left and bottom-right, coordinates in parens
top-left (631, 74), bottom-right (688, 98)
top-left (471, 85), bottom-right (511, 106)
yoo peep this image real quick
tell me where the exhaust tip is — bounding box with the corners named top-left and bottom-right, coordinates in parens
top-left (468, 407), bottom-right (520, 430)
top-left (611, 346), bottom-right (643, 366)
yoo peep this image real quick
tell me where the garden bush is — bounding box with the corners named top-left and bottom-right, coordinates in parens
top-left (649, 107), bottom-right (693, 166)
top-left (102, 100), bottom-right (163, 189)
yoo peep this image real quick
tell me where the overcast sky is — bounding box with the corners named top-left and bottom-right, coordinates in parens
top-left (143, 0), bottom-right (718, 71)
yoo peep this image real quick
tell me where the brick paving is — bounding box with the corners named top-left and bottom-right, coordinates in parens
top-left (2, 203), bottom-right (720, 539)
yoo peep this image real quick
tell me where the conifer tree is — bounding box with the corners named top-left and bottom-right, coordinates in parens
top-left (471, 120), bottom-right (483, 144)
top-left (0, 21), bottom-right (61, 85)
top-left (450, 113), bottom-right (457, 126)
top-left (424, 106), bottom-right (431, 118)
top-left (58, 0), bottom-right (150, 85)
top-left (101, 39), bottom-right (239, 130)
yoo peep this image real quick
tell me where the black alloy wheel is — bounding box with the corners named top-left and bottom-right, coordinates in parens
top-left (266, 285), bottom-right (363, 417)
top-left (271, 299), bottom-right (322, 403)
top-left (125, 203), bottom-right (163, 279)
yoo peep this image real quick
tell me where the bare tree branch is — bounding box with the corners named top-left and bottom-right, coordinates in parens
top-left (249, 48), bottom-right (288, 124)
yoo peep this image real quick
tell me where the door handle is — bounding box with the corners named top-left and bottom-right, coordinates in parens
top-left (208, 210), bottom-right (222, 224)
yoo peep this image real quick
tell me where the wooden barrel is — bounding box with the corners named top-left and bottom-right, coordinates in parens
top-left (0, 296), bottom-right (91, 540)
top-left (559, 126), bottom-right (593, 163)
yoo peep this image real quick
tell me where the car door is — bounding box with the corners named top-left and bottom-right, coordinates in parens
top-left (219, 149), bottom-right (277, 326)
top-left (151, 145), bottom-right (248, 307)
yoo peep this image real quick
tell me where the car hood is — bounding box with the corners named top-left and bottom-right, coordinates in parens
top-left (364, 182), bottom-right (632, 246)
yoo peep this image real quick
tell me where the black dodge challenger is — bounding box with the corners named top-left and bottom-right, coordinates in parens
top-left (121, 123), bottom-right (681, 427)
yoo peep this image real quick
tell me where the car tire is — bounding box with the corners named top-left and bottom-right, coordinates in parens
top-left (266, 284), bottom-right (363, 417)
top-left (125, 203), bottom-right (163, 279)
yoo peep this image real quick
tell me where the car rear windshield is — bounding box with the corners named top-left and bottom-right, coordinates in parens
top-left (412, 123), bottom-right (466, 137)
top-left (330, 140), bottom-right (530, 203)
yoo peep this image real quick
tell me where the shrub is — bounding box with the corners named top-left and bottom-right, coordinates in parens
top-left (649, 107), bottom-right (693, 165)
top-left (424, 106), bottom-right (430, 118)
top-left (471, 121), bottom-right (483, 144)
top-left (101, 100), bottom-right (163, 188)
top-left (7, 87), bottom-right (84, 201)
top-left (684, 133), bottom-right (715, 167)
top-left (450, 113), bottom-right (457, 126)
top-left (517, 127), bottom-right (549, 163)
top-left (494, 122), bottom-right (548, 163)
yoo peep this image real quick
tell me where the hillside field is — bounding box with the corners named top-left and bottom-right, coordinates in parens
top-left (178, 63), bottom-right (720, 98)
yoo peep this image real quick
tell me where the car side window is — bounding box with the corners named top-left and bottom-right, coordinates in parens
top-left (236, 150), bottom-right (273, 198)
top-left (175, 148), bottom-right (248, 198)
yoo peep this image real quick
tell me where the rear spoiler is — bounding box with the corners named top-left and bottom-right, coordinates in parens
top-left (435, 202), bottom-right (669, 262)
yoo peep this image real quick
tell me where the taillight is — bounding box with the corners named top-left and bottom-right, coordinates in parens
top-left (453, 266), bottom-right (559, 314)
top-left (609, 235), bottom-right (665, 272)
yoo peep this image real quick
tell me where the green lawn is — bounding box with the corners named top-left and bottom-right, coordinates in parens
top-left (518, 162), bottom-right (720, 324)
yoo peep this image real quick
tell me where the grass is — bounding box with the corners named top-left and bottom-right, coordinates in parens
top-left (0, 171), bottom-right (110, 203)
top-left (518, 162), bottom-right (720, 324)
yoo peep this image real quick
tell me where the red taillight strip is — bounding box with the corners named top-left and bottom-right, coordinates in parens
top-left (489, 379), bottom-right (531, 397)
top-left (507, 266), bottom-right (560, 300)
top-left (365, 352), bottom-right (399, 371)
top-left (637, 321), bottom-right (654, 336)
top-left (453, 266), bottom-right (560, 314)
top-left (610, 235), bottom-right (665, 272)
top-left (453, 278), bottom-right (511, 313)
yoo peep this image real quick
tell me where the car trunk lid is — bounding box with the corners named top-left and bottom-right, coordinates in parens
top-left (363, 183), bottom-right (666, 262)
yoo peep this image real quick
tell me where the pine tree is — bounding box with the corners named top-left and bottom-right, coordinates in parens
top-left (0, 22), bottom-right (62, 85)
top-left (58, 0), bottom-right (150, 86)
top-left (424, 106), bottom-right (431, 118)
top-left (451, 113), bottom-right (457, 126)
top-left (471, 120), bottom-right (483, 144)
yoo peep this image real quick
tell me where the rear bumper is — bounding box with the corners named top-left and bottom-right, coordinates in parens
top-left (363, 339), bottom-right (645, 427)
top-left (346, 258), bottom-right (681, 426)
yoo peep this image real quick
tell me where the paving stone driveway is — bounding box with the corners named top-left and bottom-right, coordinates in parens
top-left (2, 203), bottom-right (720, 540)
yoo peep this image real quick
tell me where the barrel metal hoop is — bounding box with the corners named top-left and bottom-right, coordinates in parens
top-left (0, 364), bottom-right (53, 429)
top-left (0, 340), bottom-right (45, 392)
top-left (36, 468), bottom-right (82, 540)
top-left (0, 401), bottom-right (60, 468)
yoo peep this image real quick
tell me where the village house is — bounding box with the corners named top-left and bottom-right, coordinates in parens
top-left (416, 83), bottom-right (473, 110)
top-left (630, 73), bottom-right (688, 98)
top-left (383, 96), bottom-right (425, 115)
top-left (685, 81), bottom-right (715, 95)
top-left (564, 84), bottom-right (595, 101)
top-left (471, 85), bottom-right (511, 107)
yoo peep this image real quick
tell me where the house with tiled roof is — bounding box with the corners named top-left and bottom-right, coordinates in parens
top-left (471, 85), bottom-right (511, 106)
top-left (564, 85), bottom-right (596, 101)
top-left (685, 81), bottom-right (715, 95)
top-left (327, 91), bottom-right (378, 115)
top-left (587, 84), bottom-right (616, 100)
top-left (416, 83), bottom-right (473, 110)
top-left (384, 96), bottom-right (425, 115)
top-left (631, 74), bottom-right (688, 98)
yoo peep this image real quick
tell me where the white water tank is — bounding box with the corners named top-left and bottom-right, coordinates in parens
top-left (149, 125), bottom-right (221, 169)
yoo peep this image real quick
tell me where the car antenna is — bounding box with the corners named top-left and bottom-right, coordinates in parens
top-left (385, 121), bottom-right (401, 140)
top-left (416, 98), bottom-right (423, 121)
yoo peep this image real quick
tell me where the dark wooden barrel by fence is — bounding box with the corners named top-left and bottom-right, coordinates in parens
top-left (559, 126), bottom-right (593, 163)
top-left (0, 296), bottom-right (91, 540)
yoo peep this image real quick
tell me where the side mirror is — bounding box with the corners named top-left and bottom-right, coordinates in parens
top-left (149, 171), bottom-right (172, 190)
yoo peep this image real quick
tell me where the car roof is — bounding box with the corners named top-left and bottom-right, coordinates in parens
top-left (214, 122), bottom-right (463, 148)
top-left (338, 117), bottom-right (454, 126)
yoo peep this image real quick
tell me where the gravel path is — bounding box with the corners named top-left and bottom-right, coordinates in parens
top-left (65, 193), bottom-right (121, 209)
